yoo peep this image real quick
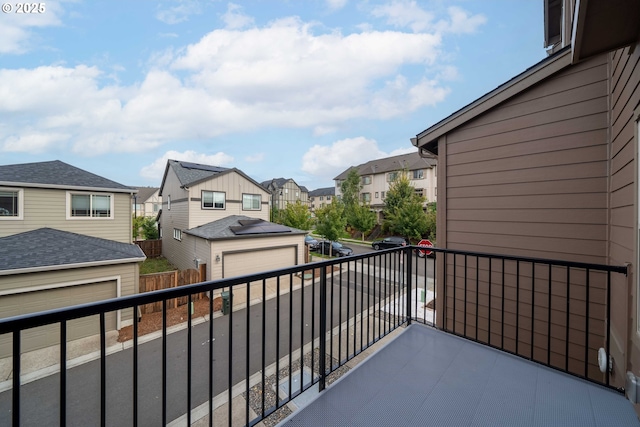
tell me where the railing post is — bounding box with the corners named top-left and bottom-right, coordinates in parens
top-left (319, 264), bottom-right (328, 392)
top-left (406, 247), bottom-right (412, 325)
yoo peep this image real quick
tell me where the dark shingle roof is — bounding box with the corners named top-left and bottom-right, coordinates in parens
top-left (260, 178), bottom-right (309, 193)
top-left (185, 215), bottom-right (306, 240)
top-left (160, 160), bottom-right (267, 194)
top-left (308, 187), bottom-right (335, 197)
top-left (135, 187), bottom-right (159, 202)
top-left (0, 228), bottom-right (146, 273)
top-left (0, 160), bottom-right (134, 192)
top-left (333, 152), bottom-right (437, 180)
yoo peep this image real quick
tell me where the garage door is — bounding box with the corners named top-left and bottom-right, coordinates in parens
top-left (223, 246), bottom-right (296, 278)
top-left (0, 280), bottom-right (117, 357)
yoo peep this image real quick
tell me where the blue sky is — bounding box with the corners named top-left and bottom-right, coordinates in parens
top-left (1, 0), bottom-right (546, 190)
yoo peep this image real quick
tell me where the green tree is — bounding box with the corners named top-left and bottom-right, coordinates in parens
top-left (314, 199), bottom-right (346, 256)
top-left (350, 203), bottom-right (377, 241)
top-left (383, 171), bottom-right (428, 242)
top-left (340, 168), bottom-right (362, 226)
top-left (424, 203), bottom-right (436, 241)
top-left (270, 204), bottom-right (282, 223)
top-left (132, 216), bottom-right (159, 240)
top-left (279, 200), bottom-right (314, 230)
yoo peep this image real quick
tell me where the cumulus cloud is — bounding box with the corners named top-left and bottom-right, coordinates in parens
top-left (245, 153), bottom-right (265, 163)
top-left (156, 0), bottom-right (202, 25)
top-left (140, 150), bottom-right (235, 180)
top-left (301, 137), bottom-right (414, 182)
top-left (326, 0), bottom-right (348, 11)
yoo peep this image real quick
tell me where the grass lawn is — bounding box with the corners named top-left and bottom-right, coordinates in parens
top-left (140, 257), bottom-right (177, 275)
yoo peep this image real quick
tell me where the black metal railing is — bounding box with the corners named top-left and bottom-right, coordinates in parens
top-left (0, 246), bottom-right (627, 426)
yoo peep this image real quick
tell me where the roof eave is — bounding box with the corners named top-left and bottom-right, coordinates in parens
top-left (0, 256), bottom-right (147, 276)
top-left (0, 181), bottom-right (137, 194)
top-left (415, 47), bottom-right (572, 151)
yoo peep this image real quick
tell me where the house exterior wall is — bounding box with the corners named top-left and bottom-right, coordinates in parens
top-left (160, 167), bottom-right (190, 269)
top-left (435, 53), bottom-right (611, 378)
top-left (271, 180), bottom-right (309, 211)
top-left (209, 234), bottom-right (304, 281)
top-left (0, 187), bottom-right (133, 243)
top-left (608, 43), bottom-right (640, 390)
top-left (188, 171), bottom-right (270, 228)
top-left (133, 189), bottom-right (161, 218)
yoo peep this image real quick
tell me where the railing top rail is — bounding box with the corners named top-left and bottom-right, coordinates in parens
top-left (413, 246), bottom-right (628, 275)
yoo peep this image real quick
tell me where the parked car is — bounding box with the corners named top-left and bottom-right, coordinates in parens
top-left (305, 235), bottom-right (319, 250)
top-left (371, 236), bottom-right (408, 250)
top-left (316, 241), bottom-right (354, 257)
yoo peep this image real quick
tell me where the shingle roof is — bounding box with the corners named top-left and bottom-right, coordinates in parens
top-left (135, 187), bottom-right (159, 202)
top-left (160, 160), bottom-right (266, 194)
top-left (308, 187), bottom-right (335, 197)
top-left (333, 152), bottom-right (437, 181)
top-left (0, 160), bottom-right (134, 192)
top-left (0, 228), bottom-right (146, 274)
top-left (184, 215), bottom-right (306, 240)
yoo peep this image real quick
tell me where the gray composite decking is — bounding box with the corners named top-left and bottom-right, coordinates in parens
top-left (280, 324), bottom-right (640, 427)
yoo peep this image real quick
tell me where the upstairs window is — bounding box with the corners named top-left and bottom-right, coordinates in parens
top-left (362, 176), bottom-right (371, 185)
top-left (202, 191), bottom-right (225, 209)
top-left (412, 169), bottom-right (424, 179)
top-left (242, 194), bottom-right (261, 210)
top-left (362, 193), bottom-right (371, 203)
top-left (68, 192), bottom-right (113, 218)
top-left (0, 188), bottom-right (23, 219)
top-left (387, 172), bottom-right (399, 182)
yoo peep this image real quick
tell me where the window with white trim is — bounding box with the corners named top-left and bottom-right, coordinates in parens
top-left (387, 172), bottom-right (399, 182)
top-left (0, 187), bottom-right (23, 219)
top-left (67, 192), bottom-right (113, 218)
top-left (362, 192), bottom-right (371, 203)
top-left (362, 176), bottom-right (371, 185)
top-left (412, 169), bottom-right (424, 179)
top-left (242, 193), bottom-right (261, 210)
top-left (202, 191), bottom-right (225, 209)
top-left (167, 195), bottom-right (171, 210)
top-left (173, 228), bottom-right (182, 240)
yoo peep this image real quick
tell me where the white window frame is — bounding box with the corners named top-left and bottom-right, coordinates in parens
top-left (173, 228), bottom-right (182, 241)
top-left (362, 192), bottom-right (371, 203)
top-left (242, 193), bottom-right (262, 211)
top-left (202, 191), bottom-right (225, 210)
top-left (387, 172), bottom-right (399, 182)
top-left (412, 169), bottom-right (424, 179)
top-left (66, 191), bottom-right (114, 220)
top-left (362, 176), bottom-right (372, 185)
top-left (167, 195), bottom-right (171, 210)
top-left (0, 187), bottom-right (24, 220)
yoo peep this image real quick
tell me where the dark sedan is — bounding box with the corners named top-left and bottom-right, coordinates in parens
top-left (316, 241), bottom-right (354, 257)
top-left (371, 236), bottom-right (408, 250)
top-left (305, 235), bottom-right (319, 250)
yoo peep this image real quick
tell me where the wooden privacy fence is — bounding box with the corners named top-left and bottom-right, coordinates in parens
top-left (139, 265), bottom-right (207, 314)
top-left (135, 239), bottom-right (162, 258)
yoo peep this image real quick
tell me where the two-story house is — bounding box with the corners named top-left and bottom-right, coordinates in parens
top-left (334, 152), bottom-right (437, 221)
top-left (413, 0), bottom-right (640, 406)
top-left (308, 187), bottom-right (335, 215)
top-left (260, 178), bottom-right (310, 211)
top-left (158, 160), bottom-right (306, 281)
top-left (0, 160), bottom-right (145, 356)
top-left (132, 186), bottom-right (161, 218)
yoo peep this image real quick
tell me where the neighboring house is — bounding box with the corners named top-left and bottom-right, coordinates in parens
top-left (333, 152), bottom-right (437, 221)
top-left (260, 178), bottom-right (309, 211)
top-left (413, 0), bottom-right (640, 402)
top-left (0, 160), bottom-right (145, 356)
top-left (158, 160), bottom-right (305, 280)
top-left (133, 186), bottom-right (161, 218)
top-left (308, 187), bottom-right (335, 214)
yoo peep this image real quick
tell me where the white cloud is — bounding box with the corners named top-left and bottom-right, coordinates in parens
top-left (301, 137), bottom-right (389, 181)
top-left (245, 153), bottom-right (264, 163)
top-left (140, 150), bottom-right (235, 180)
top-left (2, 132), bottom-right (69, 153)
top-left (371, 1), bottom-right (485, 35)
top-left (156, 0), bottom-right (202, 25)
top-left (0, 1), bottom-right (64, 54)
top-left (326, 0), bottom-right (348, 11)
top-left (221, 3), bottom-right (254, 30)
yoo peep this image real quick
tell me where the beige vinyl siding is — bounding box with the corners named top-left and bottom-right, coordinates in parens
top-left (608, 43), bottom-right (640, 389)
top-left (209, 234), bottom-right (304, 280)
top-left (161, 197), bottom-right (190, 271)
top-left (223, 246), bottom-right (296, 278)
top-left (272, 180), bottom-right (308, 210)
top-left (189, 171), bottom-right (270, 228)
top-left (0, 188), bottom-right (132, 242)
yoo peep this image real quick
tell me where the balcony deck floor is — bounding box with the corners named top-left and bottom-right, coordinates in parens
top-left (280, 324), bottom-right (640, 427)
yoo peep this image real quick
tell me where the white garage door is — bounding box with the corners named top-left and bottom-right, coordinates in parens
top-left (223, 246), bottom-right (296, 278)
top-left (0, 280), bottom-right (118, 357)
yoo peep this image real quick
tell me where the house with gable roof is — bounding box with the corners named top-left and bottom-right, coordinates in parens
top-left (132, 186), bottom-right (161, 218)
top-left (260, 178), bottom-right (310, 212)
top-left (158, 160), bottom-right (306, 280)
top-left (0, 160), bottom-right (145, 356)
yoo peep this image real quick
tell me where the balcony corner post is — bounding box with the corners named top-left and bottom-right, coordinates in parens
top-left (406, 248), bottom-right (412, 325)
top-left (319, 264), bottom-right (328, 392)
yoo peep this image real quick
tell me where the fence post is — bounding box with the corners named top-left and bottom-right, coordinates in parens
top-left (406, 247), bottom-right (412, 325)
top-left (319, 264), bottom-right (327, 392)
